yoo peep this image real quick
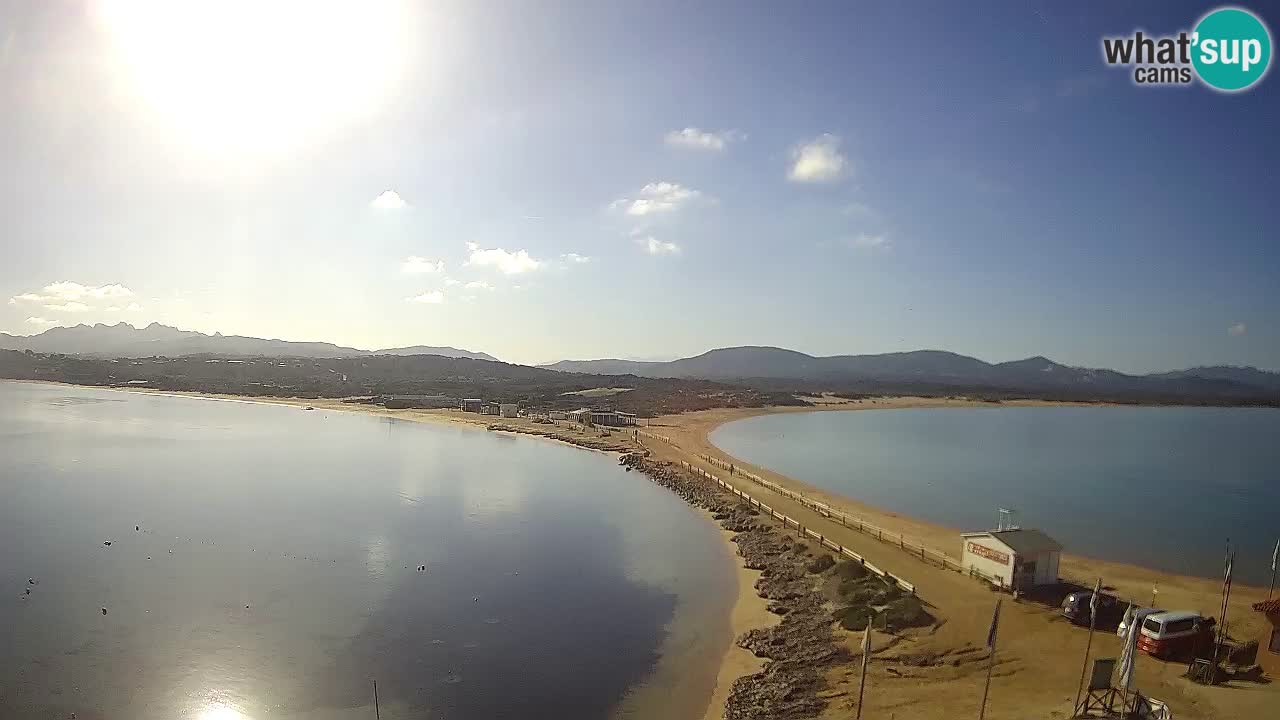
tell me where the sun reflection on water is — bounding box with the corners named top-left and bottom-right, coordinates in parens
top-left (197, 702), bottom-right (250, 720)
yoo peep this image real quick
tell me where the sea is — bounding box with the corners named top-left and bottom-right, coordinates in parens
top-left (711, 405), bottom-right (1280, 585)
top-left (0, 381), bottom-right (734, 720)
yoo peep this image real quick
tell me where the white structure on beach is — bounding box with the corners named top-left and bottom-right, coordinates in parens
top-left (960, 528), bottom-right (1062, 591)
top-left (500, 403), bottom-right (518, 418)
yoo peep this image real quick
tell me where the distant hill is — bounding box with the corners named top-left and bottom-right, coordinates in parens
top-left (0, 323), bottom-right (498, 362)
top-left (375, 345), bottom-right (498, 362)
top-left (542, 346), bottom-right (1280, 400)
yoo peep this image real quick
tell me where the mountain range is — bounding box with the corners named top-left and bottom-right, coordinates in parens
top-left (3, 325), bottom-right (1276, 401)
top-left (0, 323), bottom-right (498, 362)
top-left (542, 346), bottom-right (1280, 397)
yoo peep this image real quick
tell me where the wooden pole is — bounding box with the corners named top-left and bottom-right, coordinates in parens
top-left (856, 615), bottom-right (871, 720)
top-left (1073, 581), bottom-right (1100, 717)
top-left (979, 645), bottom-right (996, 720)
top-left (1269, 538), bottom-right (1277, 601)
top-left (373, 679), bottom-right (380, 719)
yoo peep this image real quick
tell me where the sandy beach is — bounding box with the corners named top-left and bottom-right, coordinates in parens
top-left (10, 381), bottom-right (1277, 719)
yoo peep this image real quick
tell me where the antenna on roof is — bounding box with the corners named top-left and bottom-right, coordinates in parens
top-left (996, 508), bottom-right (1019, 532)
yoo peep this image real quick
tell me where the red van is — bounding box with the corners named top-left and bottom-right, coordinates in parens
top-left (1136, 611), bottom-right (1215, 660)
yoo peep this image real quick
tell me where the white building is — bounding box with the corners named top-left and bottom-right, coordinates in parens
top-left (960, 528), bottom-right (1062, 591)
top-left (500, 403), bottom-right (518, 418)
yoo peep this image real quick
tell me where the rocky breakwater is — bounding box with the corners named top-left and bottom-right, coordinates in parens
top-left (618, 453), bottom-right (851, 720)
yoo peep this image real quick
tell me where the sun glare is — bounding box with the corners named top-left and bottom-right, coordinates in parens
top-left (196, 702), bottom-right (250, 720)
top-left (96, 0), bottom-right (412, 158)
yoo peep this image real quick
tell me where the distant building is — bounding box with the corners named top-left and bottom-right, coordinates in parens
top-left (548, 411), bottom-right (569, 421)
top-left (500, 403), bottom-right (518, 418)
top-left (960, 528), bottom-right (1062, 591)
top-left (1253, 599), bottom-right (1280, 678)
top-left (459, 398), bottom-right (483, 413)
top-left (481, 402), bottom-right (501, 416)
top-left (564, 408), bottom-right (638, 427)
top-left (385, 395), bottom-right (457, 410)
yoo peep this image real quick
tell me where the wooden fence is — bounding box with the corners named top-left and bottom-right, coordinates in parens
top-left (636, 430), bottom-right (677, 446)
top-left (633, 432), bottom-right (1014, 592)
top-left (696, 454), bottom-right (970, 576)
top-left (677, 460), bottom-right (917, 595)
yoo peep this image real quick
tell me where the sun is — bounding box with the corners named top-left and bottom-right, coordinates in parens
top-left (95, 0), bottom-right (412, 158)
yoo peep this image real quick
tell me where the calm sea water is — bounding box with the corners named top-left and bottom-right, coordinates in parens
top-left (711, 406), bottom-right (1280, 584)
top-left (0, 382), bottom-right (733, 720)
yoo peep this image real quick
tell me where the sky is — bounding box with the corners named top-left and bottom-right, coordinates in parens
top-left (1, 0), bottom-right (1277, 371)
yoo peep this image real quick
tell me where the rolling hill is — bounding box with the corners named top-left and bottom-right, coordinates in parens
top-left (542, 346), bottom-right (1280, 399)
top-left (0, 323), bottom-right (497, 362)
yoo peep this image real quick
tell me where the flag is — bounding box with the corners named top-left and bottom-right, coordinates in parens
top-left (1223, 551), bottom-right (1234, 598)
top-left (1119, 603), bottom-right (1135, 640)
top-left (986, 599), bottom-right (1002, 649)
top-left (861, 617), bottom-right (873, 671)
top-left (1089, 577), bottom-right (1102, 621)
top-left (1116, 606), bottom-right (1139, 690)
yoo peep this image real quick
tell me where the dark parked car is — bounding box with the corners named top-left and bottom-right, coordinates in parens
top-left (1061, 590), bottom-right (1126, 628)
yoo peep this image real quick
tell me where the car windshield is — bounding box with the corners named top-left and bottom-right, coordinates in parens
top-left (1143, 617), bottom-right (1165, 634)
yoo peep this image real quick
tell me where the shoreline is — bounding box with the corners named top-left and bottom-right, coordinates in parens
top-left (8, 380), bottom-right (1278, 717)
top-left (674, 399), bottom-right (1276, 591)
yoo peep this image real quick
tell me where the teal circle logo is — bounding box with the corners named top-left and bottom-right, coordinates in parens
top-left (1192, 7), bottom-right (1272, 91)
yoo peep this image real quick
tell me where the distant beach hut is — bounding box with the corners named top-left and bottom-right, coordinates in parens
top-left (960, 528), bottom-right (1062, 592)
top-left (1252, 598), bottom-right (1280, 677)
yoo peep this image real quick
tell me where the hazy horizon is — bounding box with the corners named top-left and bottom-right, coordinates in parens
top-left (2, 1), bottom-right (1277, 373)
top-left (6, 318), bottom-right (1280, 375)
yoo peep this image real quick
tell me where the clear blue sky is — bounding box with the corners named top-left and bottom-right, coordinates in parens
top-left (1, 0), bottom-right (1276, 371)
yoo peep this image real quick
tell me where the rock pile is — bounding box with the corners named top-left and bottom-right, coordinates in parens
top-left (620, 454), bottom-right (849, 720)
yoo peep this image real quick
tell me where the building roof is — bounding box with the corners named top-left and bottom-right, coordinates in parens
top-left (1253, 599), bottom-right (1280, 614)
top-left (963, 528), bottom-right (1063, 555)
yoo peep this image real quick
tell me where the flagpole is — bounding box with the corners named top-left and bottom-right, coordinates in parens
top-left (979, 645), bottom-right (996, 720)
top-left (856, 614), bottom-right (872, 720)
top-left (1269, 538), bottom-right (1278, 601)
top-left (1073, 578), bottom-right (1101, 717)
top-left (1210, 549), bottom-right (1235, 677)
top-left (980, 599), bottom-right (1001, 720)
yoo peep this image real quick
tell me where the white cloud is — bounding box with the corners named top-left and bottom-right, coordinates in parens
top-left (126, 302), bottom-right (143, 312)
top-left (401, 256), bottom-right (445, 274)
top-left (105, 306), bottom-right (121, 312)
top-left (408, 290), bottom-right (445, 304)
top-left (664, 127), bottom-right (744, 151)
top-left (788, 134), bottom-right (848, 183)
top-left (24, 317), bottom-right (59, 328)
top-left (611, 182), bottom-right (703, 216)
top-left (560, 253), bottom-right (591, 264)
top-left (643, 236), bottom-right (681, 256)
top-left (9, 282), bottom-right (134, 305)
top-left (464, 280), bottom-right (493, 290)
top-left (1228, 322), bottom-right (1247, 337)
top-left (43, 301), bottom-right (92, 313)
top-left (465, 242), bottom-right (542, 274)
top-left (371, 190), bottom-right (407, 209)
top-left (847, 233), bottom-right (889, 250)
top-left (443, 277), bottom-right (460, 286)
